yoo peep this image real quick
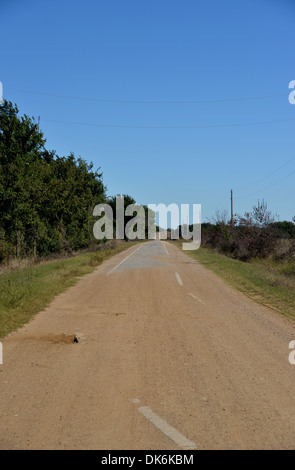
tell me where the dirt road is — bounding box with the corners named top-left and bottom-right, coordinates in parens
top-left (1, 240), bottom-right (295, 449)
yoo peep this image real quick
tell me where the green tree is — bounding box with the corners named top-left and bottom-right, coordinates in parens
top-left (0, 100), bottom-right (107, 261)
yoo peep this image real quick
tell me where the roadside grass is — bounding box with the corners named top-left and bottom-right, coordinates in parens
top-left (172, 241), bottom-right (295, 321)
top-left (0, 241), bottom-right (138, 339)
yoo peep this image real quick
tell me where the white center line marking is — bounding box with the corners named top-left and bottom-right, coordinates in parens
top-left (130, 398), bottom-right (141, 404)
top-left (107, 245), bottom-right (143, 275)
top-left (162, 243), bottom-right (169, 255)
top-left (138, 406), bottom-right (197, 450)
top-left (175, 272), bottom-right (183, 286)
top-left (188, 292), bottom-right (204, 304)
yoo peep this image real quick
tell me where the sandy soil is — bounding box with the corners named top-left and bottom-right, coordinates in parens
top-left (1, 240), bottom-right (295, 450)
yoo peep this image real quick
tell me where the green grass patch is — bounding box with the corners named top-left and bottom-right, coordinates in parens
top-left (0, 242), bottom-right (138, 339)
top-left (171, 241), bottom-right (295, 321)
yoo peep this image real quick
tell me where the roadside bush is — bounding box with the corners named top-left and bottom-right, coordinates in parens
top-left (200, 200), bottom-right (293, 262)
top-left (272, 238), bottom-right (295, 261)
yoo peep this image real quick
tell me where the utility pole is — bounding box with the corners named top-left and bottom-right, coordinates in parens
top-left (231, 189), bottom-right (234, 226)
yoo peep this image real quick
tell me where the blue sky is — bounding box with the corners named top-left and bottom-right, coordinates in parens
top-left (1, 0), bottom-right (295, 223)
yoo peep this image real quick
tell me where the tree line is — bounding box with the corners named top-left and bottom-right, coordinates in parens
top-left (1, 100), bottom-right (294, 264)
top-left (0, 100), bottom-right (149, 263)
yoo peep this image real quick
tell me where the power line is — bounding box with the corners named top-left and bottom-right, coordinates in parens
top-left (220, 157), bottom-right (295, 212)
top-left (40, 116), bottom-right (295, 129)
top-left (5, 86), bottom-right (289, 104)
top-left (235, 168), bottom-right (295, 199)
top-left (234, 156), bottom-right (295, 190)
